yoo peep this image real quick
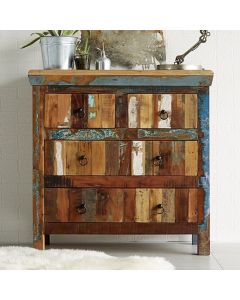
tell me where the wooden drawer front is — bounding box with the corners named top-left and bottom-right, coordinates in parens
top-left (44, 93), bottom-right (197, 129)
top-left (44, 188), bottom-right (204, 223)
top-left (45, 140), bottom-right (198, 176)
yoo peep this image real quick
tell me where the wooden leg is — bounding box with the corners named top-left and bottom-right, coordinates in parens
top-left (45, 234), bottom-right (50, 246)
top-left (197, 216), bottom-right (210, 255)
top-left (33, 235), bottom-right (45, 250)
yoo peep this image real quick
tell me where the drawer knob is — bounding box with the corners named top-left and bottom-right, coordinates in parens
top-left (78, 155), bottom-right (88, 166)
top-left (73, 107), bottom-right (86, 118)
top-left (153, 155), bottom-right (163, 166)
top-left (76, 203), bottom-right (86, 214)
top-left (154, 203), bottom-right (165, 214)
top-left (159, 110), bottom-right (168, 120)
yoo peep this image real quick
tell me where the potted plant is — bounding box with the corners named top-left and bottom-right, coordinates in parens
top-left (74, 30), bottom-right (91, 70)
top-left (22, 30), bottom-right (80, 69)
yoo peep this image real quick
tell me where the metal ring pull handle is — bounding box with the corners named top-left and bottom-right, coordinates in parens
top-left (152, 203), bottom-right (165, 215)
top-left (159, 110), bottom-right (168, 120)
top-left (76, 203), bottom-right (86, 214)
top-left (78, 155), bottom-right (88, 166)
top-left (153, 155), bottom-right (163, 166)
top-left (73, 107), bottom-right (86, 118)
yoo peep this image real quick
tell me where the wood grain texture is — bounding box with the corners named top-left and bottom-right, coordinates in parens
top-left (71, 94), bottom-right (88, 128)
top-left (28, 70), bottom-right (214, 87)
top-left (44, 175), bottom-right (199, 188)
top-left (139, 94), bottom-right (154, 128)
top-left (33, 86), bottom-right (46, 250)
top-left (162, 189), bottom-right (175, 222)
top-left (185, 94), bottom-right (198, 128)
top-left (45, 94), bottom-right (71, 128)
top-left (135, 189), bottom-right (150, 222)
top-left (45, 222), bottom-right (199, 234)
top-left (175, 189), bottom-right (189, 222)
top-left (115, 95), bottom-right (128, 127)
top-left (185, 141), bottom-right (198, 176)
top-left (45, 188), bottom-right (69, 222)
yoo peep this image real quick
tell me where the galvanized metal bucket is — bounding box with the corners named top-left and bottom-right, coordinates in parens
top-left (40, 36), bottom-right (78, 69)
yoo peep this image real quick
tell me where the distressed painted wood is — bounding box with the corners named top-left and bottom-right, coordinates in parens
top-left (44, 175), bottom-right (199, 188)
top-left (33, 86), bottom-right (46, 250)
top-left (46, 128), bottom-right (199, 141)
top-left (44, 188), bottom-right (69, 222)
top-left (45, 222), bottom-right (198, 234)
top-left (197, 89), bottom-right (210, 255)
top-left (30, 70), bottom-right (212, 254)
top-left (28, 70), bottom-right (214, 87)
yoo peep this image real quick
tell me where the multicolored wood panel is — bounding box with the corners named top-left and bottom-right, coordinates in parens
top-left (44, 188), bottom-right (203, 223)
top-left (44, 140), bottom-right (198, 176)
top-left (44, 93), bottom-right (198, 129)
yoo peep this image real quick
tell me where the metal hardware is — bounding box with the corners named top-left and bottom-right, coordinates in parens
top-left (73, 107), bottom-right (86, 118)
top-left (159, 110), bottom-right (168, 120)
top-left (157, 64), bottom-right (203, 70)
top-left (153, 155), bottom-right (163, 166)
top-left (40, 36), bottom-right (77, 70)
top-left (78, 155), bottom-right (88, 166)
top-left (174, 30), bottom-right (210, 65)
top-left (76, 203), bottom-right (86, 214)
top-left (152, 203), bottom-right (165, 215)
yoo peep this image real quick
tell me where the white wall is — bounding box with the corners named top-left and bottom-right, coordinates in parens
top-left (0, 30), bottom-right (239, 244)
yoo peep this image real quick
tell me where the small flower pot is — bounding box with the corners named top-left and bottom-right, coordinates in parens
top-left (75, 54), bottom-right (91, 70)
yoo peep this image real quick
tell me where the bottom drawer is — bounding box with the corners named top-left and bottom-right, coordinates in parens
top-left (44, 188), bottom-right (204, 224)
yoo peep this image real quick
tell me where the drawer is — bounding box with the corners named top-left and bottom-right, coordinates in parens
top-left (45, 140), bottom-right (198, 176)
top-left (44, 188), bottom-right (204, 223)
top-left (44, 93), bottom-right (198, 129)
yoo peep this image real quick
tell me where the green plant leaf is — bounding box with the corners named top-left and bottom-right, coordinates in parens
top-left (62, 30), bottom-right (77, 36)
top-left (30, 32), bottom-right (45, 37)
top-left (48, 30), bottom-right (58, 36)
top-left (21, 36), bottom-right (41, 49)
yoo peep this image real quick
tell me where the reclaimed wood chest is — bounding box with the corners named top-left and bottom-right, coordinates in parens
top-left (29, 70), bottom-right (213, 255)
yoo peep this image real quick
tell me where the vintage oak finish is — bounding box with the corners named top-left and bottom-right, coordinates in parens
top-left (30, 70), bottom-right (213, 255)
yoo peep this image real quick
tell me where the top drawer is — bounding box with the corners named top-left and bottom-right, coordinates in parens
top-left (44, 93), bottom-right (198, 129)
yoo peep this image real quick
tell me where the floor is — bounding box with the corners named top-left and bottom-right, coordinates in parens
top-left (48, 242), bottom-right (240, 270)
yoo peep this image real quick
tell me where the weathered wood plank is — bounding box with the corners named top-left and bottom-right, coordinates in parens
top-left (71, 94), bottom-right (87, 128)
top-left (119, 141), bottom-right (131, 175)
top-left (128, 95), bottom-right (140, 128)
top-left (100, 94), bottom-right (115, 127)
top-left (44, 188), bottom-right (69, 222)
top-left (87, 94), bottom-right (101, 128)
top-left (45, 94), bottom-right (71, 128)
top-left (131, 141), bottom-right (145, 175)
top-left (171, 94), bottom-right (185, 128)
top-left (91, 141), bottom-right (105, 175)
top-left (28, 70), bottom-right (214, 87)
top-left (171, 141), bottom-right (185, 175)
top-left (140, 94), bottom-right (154, 128)
top-left (33, 86), bottom-right (46, 250)
top-left (44, 175), bottom-right (199, 188)
top-left (149, 189), bottom-right (162, 222)
top-left (46, 128), bottom-right (199, 141)
top-left (105, 141), bottom-right (120, 175)
top-left (115, 95), bottom-right (128, 128)
top-left (123, 189), bottom-right (136, 222)
top-left (175, 189), bottom-right (189, 222)
top-left (162, 189), bottom-right (175, 222)
top-left (45, 222), bottom-right (199, 234)
top-left (185, 94), bottom-right (198, 128)
top-left (135, 189), bottom-right (150, 222)
top-left (185, 141), bottom-right (198, 176)
top-left (188, 189), bottom-right (198, 223)
top-left (157, 94), bottom-right (172, 128)
top-left (96, 189), bottom-right (124, 222)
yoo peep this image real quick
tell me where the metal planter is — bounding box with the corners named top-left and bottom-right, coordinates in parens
top-left (40, 36), bottom-right (78, 69)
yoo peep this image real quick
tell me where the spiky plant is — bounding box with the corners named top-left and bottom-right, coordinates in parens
top-left (21, 30), bottom-right (79, 48)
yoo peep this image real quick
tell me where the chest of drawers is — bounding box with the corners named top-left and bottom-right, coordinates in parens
top-left (29, 70), bottom-right (213, 255)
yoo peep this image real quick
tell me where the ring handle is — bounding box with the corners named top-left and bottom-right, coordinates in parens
top-left (78, 155), bottom-right (88, 166)
top-left (158, 110), bottom-right (168, 120)
top-left (73, 107), bottom-right (86, 118)
top-left (76, 203), bottom-right (86, 214)
top-left (153, 155), bottom-right (163, 166)
top-left (152, 203), bottom-right (165, 215)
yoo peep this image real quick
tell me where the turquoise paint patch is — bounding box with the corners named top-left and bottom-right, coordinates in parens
top-left (88, 112), bottom-right (96, 119)
top-left (88, 95), bottom-right (95, 107)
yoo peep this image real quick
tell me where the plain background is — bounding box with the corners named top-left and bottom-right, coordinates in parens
top-left (0, 30), bottom-right (239, 244)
